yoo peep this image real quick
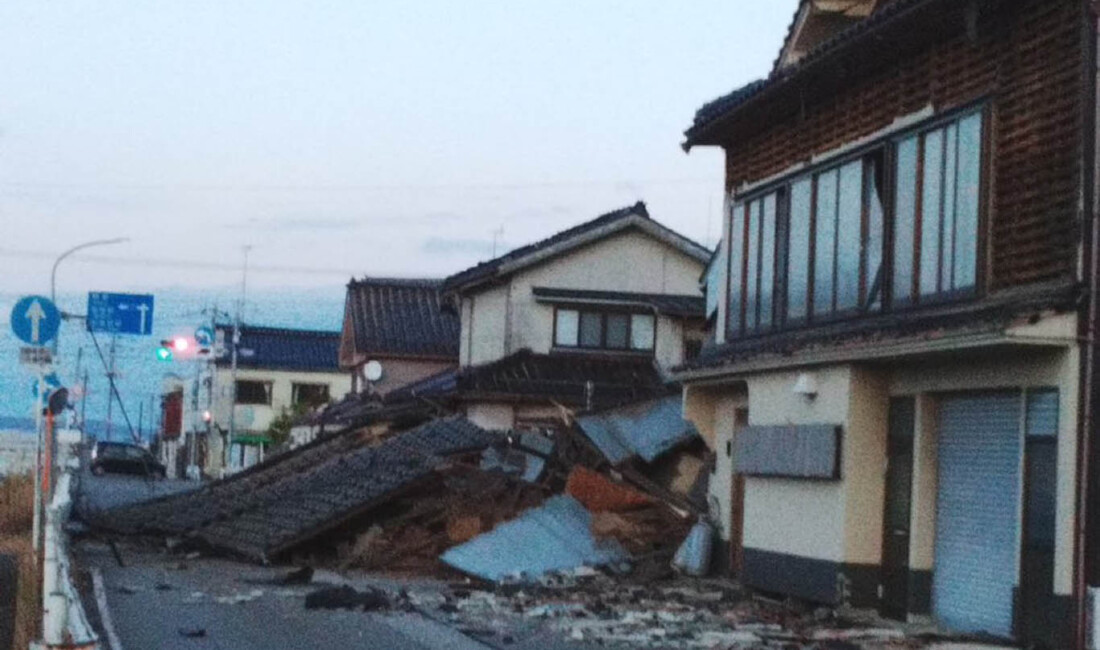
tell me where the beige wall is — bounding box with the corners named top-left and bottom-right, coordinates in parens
top-left (684, 383), bottom-right (747, 544)
top-left (688, 333), bottom-right (1079, 599)
top-left (460, 228), bottom-right (706, 368)
top-left (465, 402), bottom-right (515, 430)
top-left (358, 358), bottom-right (455, 396)
top-left (213, 367), bottom-right (353, 435)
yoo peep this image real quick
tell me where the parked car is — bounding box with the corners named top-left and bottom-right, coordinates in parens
top-left (90, 441), bottom-right (166, 479)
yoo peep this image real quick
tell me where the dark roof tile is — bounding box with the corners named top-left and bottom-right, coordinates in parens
top-left (531, 287), bottom-right (705, 318)
top-left (215, 325), bottom-right (340, 373)
top-left (344, 277), bottom-right (460, 360)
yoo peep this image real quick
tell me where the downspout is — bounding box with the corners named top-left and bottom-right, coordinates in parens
top-left (1077, 3), bottom-right (1099, 647)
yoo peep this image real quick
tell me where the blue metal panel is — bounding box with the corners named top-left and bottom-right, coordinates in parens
top-left (934, 393), bottom-right (1021, 638)
top-left (440, 495), bottom-right (628, 582)
top-left (576, 396), bottom-right (698, 464)
top-left (1025, 389), bottom-right (1059, 438)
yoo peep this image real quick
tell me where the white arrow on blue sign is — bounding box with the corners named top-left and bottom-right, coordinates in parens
top-left (86, 292), bottom-right (155, 336)
top-left (10, 295), bottom-right (61, 346)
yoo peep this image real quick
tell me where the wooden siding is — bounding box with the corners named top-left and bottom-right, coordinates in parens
top-left (723, 0), bottom-right (1084, 291)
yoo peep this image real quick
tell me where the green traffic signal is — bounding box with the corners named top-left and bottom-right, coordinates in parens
top-left (155, 346), bottom-right (173, 361)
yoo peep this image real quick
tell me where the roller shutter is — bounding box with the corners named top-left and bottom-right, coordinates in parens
top-left (933, 392), bottom-right (1021, 638)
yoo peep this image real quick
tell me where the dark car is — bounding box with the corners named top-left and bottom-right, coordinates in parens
top-left (90, 441), bottom-right (166, 479)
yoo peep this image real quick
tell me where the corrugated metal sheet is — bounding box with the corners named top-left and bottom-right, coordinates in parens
top-left (933, 393), bottom-right (1021, 638)
top-left (576, 396), bottom-right (699, 465)
top-left (440, 495), bottom-right (628, 582)
top-left (1025, 389), bottom-right (1058, 438)
top-left (734, 424), bottom-right (840, 479)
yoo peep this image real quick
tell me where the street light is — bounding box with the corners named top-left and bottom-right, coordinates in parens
top-left (50, 237), bottom-right (130, 305)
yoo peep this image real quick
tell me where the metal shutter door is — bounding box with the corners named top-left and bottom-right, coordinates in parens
top-left (933, 392), bottom-right (1021, 638)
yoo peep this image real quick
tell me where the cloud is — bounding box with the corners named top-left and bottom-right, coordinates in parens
top-left (420, 236), bottom-right (496, 256)
top-left (225, 215), bottom-right (362, 232)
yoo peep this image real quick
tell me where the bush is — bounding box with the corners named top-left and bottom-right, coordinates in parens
top-left (0, 473), bottom-right (39, 649)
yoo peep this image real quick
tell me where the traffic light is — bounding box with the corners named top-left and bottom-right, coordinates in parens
top-left (155, 337), bottom-right (193, 361)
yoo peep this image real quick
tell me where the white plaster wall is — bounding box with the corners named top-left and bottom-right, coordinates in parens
top-left (464, 285), bottom-right (509, 366)
top-left (742, 366), bottom-right (853, 563)
top-left (460, 228), bottom-right (706, 368)
top-left (465, 402), bottom-right (515, 430)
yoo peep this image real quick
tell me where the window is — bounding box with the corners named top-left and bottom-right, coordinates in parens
top-left (894, 113), bottom-right (983, 304)
top-left (235, 380), bottom-right (272, 405)
top-left (554, 309), bottom-right (579, 347)
top-left (292, 383), bottom-right (330, 408)
top-left (554, 308), bottom-right (655, 352)
top-left (726, 108), bottom-right (984, 341)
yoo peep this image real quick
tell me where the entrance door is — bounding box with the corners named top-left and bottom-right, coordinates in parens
top-left (933, 393), bottom-right (1022, 638)
top-left (881, 397), bottom-right (915, 620)
top-left (729, 407), bottom-right (749, 576)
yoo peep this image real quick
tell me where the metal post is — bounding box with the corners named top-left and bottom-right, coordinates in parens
top-left (49, 237), bottom-right (128, 355)
top-left (227, 246), bottom-right (250, 472)
top-left (31, 369), bottom-right (45, 555)
top-left (104, 336), bottom-right (116, 441)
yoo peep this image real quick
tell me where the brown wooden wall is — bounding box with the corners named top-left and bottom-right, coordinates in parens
top-left (722, 0), bottom-right (1084, 292)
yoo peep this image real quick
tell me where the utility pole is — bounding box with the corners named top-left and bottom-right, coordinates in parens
top-left (227, 246), bottom-right (250, 472)
top-left (104, 336), bottom-right (117, 441)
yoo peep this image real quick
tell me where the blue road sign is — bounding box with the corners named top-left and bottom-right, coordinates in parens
top-left (31, 372), bottom-right (62, 398)
top-left (86, 292), bottom-right (155, 336)
top-left (10, 295), bottom-right (61, 346)
top-left (195, 326), bottom-right (214, 347)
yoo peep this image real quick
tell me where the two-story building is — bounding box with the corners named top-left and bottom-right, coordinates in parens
top-left (430, 202), bottom-right (712, 431)
top-left (209, 325), bottom-right (351, 472)
top-left (678, 0), bottom-right (1097, 645)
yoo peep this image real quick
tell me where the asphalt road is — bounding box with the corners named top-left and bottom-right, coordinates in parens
top-left (77, 542), bottom-right (501, 650)
top-left (74, 469), bottom-right (198, 517)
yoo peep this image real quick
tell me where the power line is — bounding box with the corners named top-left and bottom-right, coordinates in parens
top-left (0, 176), bottom-right (716, 195)
top-left (0, 247), bottom-right (357, 277)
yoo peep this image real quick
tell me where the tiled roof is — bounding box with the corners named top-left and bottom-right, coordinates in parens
top-left (92, 418), bottom-right (499, 561)
top-left (344, 277), bottom-right (460, 360)
top-left (384, 350), bottom-right (669, 411)
top-left (215, 325), bottom-right (341, 373)
top-left (442, 203), bottom-right (711, 295)
top-left (683, 0), bottom-right (938, 148)
top-left (531, 287), bottom-right (706, 318)
top-left (455, 349), bottom-right (669, 410)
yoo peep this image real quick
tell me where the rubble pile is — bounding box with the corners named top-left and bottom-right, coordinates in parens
top-left (417, 573), bottom-right (914, 649)
top-left (334, 461), bottom-right (550, 574)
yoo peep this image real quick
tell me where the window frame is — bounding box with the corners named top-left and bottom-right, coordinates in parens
top-left (724, 103), bottom-right (989, 342)
top-left (235, 380), bottom-right (273, 406)
top-left (291, 382), bottom-right (331, 408)
top-left (552, 306), bottom-right (656, 353)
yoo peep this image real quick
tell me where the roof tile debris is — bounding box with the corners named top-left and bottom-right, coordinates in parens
top-left (531, 287), bottom-right (706, 318)
top-left (576, 395), bottom-right (699, 465)
top-left (344, 277), bottom-right (460, 360)
top-left (215, 325), bottom-right (341, 372)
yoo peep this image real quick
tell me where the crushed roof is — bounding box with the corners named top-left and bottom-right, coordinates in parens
top-left (684, 0), bottom-right (937, 148)
top-left (344, 277), bottom-right (461, 360)
top-left (442, 202), bottom-right (711, 294)
top-left (92, 418), bottom-right (500, 561)
top-left (215, 325), bottom-right (341, 373)
top-left (576, 395), bottom-right (699, 465)
top-left (531, 287), bottom-right (706, 318)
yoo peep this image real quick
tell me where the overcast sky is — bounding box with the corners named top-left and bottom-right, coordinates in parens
top-left (0, 1), bottom-right (794, 295)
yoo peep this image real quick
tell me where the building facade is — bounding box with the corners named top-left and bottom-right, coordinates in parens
top-left (678, 0), bottom-right (1094, 645)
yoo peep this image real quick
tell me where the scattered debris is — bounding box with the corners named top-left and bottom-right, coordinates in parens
top-left (277, 566), bottom-right (314, 585)
top-left (213, 589), bottom-right (263, 605)
top-left (155, 582), bottom-right (174, 591)
top-left (670, 518), bottom-right (713, 577)
top-left (177, 627), bottom-right (207, 638)
top-left (304, 585), bottom-right (389, 612)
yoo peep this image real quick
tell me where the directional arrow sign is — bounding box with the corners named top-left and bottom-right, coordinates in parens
top-left (10, 295), bottom-right (60, 346)
top-left (86, 292), bottom-right (155, 336)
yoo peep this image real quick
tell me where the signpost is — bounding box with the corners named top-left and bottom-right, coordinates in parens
top-left (86, 292), bottom-right (155, 336)
top-left (10, 296), bottom-right (60, 347)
